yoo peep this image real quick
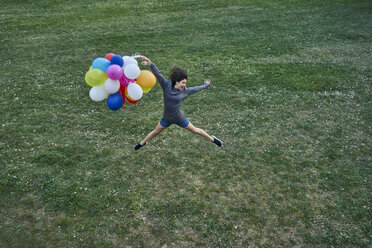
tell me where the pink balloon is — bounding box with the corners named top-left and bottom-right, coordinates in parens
top-left (119, 75), bottom-right (130, 87)
top-left (124, 74), bottom-right (135, 82)
top-left (107, 65), bottom-right (123, 80)
top-left (119, 74), bottom-right (135, 87)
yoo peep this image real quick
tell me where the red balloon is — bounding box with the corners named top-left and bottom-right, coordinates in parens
top-left (119, 85), bottom-right (126, 100)
top-left (104, 53), bottom-right (115, 61)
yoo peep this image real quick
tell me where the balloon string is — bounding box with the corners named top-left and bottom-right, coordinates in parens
top-left (131, 54), bottom-right (147, 65)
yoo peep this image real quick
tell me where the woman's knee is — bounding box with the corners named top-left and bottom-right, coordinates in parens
top-left (154, 126), bottom-right (164, 135)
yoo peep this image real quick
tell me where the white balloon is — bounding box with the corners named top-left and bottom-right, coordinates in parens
top-left (127, 83), bottom-right (143, 100)
top-left (124, 64), bottom-right (140, 79)
top-left (122, 56), bottom-right (138, 67)
top-left (104, 78), bottom-right (120, 94)
top-left (89, 85), bottom-right (107, 102)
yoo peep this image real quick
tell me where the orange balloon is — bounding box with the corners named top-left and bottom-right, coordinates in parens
top-left (136, 70), bottom-right (156, 88)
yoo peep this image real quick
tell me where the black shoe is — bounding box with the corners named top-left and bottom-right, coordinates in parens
top-left (212, 136), bottom-right (222, 147)
top-left (134, 142), bottom-right (146, 150)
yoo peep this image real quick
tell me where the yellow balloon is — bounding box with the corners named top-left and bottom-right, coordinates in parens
top-left (136, 70), bottom-right (156, 88)
top-left (127, 95), bottom-right (136, 101)
top-left (141, 86), bottom-right (152, 93)
top-left (85, 69), bottom-right (107, 87)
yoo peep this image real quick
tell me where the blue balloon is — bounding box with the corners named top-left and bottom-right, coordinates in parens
top-left (110, 55), bottom-right (124, 67)
top-left (92, 57), bottom-right (111, 73)
top-left (106, 92), bottom-right (123, 110)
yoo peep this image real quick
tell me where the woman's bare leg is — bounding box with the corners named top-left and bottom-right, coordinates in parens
top-left (140, 122), bottom-right (166, 145)
top-left (185, 122), bottom-right (214, 142)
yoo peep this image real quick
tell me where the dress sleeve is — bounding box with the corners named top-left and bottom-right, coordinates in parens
top-left (150, 63), bottom-right (167, 89)
top-left (186, 83), bottom-right (211, 96)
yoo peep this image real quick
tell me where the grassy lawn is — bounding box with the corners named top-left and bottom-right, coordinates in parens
top-left (1, 0), bottom-right (371, 247)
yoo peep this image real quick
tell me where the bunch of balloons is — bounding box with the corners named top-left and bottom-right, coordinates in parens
top-left (85, 53), bottom-right (157, 110)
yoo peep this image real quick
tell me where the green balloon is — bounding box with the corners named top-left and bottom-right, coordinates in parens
top-left (141, 86), bottom-right (152, 93)
top-left (85, 69), bottom-right (107, 87)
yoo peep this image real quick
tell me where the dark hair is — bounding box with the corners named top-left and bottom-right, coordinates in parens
top-left (170, 67), bottom-right (187, 87)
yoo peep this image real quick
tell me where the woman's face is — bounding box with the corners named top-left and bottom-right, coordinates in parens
top-left (175, 79), bottom-right (187, 91)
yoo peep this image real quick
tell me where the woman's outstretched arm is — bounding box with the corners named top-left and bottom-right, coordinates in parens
top-left (186, 79), bottom-right (212, 96)
top-left (140, 56), bottom-right (167, 89)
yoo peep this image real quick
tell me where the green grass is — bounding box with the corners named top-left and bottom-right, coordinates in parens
top-left (1, 0), bottom-right (371, 247)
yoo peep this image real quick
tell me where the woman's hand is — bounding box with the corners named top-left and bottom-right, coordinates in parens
top-left (204, 79), bottom-right (212, 85)
top-left (140, 56), bottom-right (152, 65)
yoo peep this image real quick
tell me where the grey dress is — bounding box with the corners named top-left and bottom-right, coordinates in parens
top-left (150, 63), bottom-right (211, 124)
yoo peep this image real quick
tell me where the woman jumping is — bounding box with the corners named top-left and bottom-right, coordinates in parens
top-left (134, 56), bottom-right (222, 150)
